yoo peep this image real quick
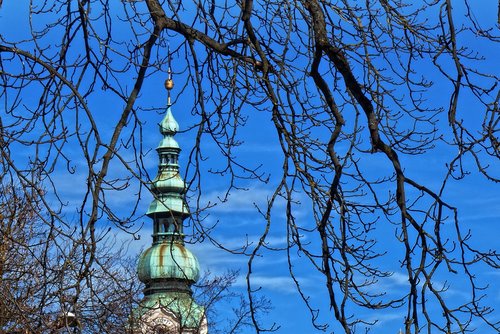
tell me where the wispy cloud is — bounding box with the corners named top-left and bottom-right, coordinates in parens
top-left (371, 271), bottom-right (470, 301)
top-left (363, 310), bottom-right (404, 326)
top-left (201, 186), bottom-right (282, 213)
top-left (199, 184), bottom-right (310, 227)
top-left (233, 274), bottom-right (303, 294)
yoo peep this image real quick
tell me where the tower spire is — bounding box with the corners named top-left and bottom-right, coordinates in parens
top-left (165, 46), bottom-right (174, 106)
top-left (134, 68), bottom-right (207, 333)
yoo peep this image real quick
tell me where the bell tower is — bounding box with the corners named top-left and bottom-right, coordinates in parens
top-left (134, 65), bottom-right (207, 334)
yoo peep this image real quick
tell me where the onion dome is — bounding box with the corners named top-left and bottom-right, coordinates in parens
top-left (152, 171), bottom-right (185, 193)
top-left (157, 135), bottom-right (179, 150)
top-left (137, 242), bottom-right (200, 285)
top-left (160, 107), bottom-right (179, 135)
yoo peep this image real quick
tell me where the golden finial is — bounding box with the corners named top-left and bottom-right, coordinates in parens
top-left (165, 66), bottom-right (174, 106)
top-left (165, 77), bottom-right (174, 91)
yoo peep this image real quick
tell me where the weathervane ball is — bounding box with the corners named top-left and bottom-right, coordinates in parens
top-left (165, 78), bottom-right (174, 90)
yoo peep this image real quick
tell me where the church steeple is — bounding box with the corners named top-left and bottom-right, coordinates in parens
top-left (134, 67), bottom-right (207, 334)
top-left (145, 70), bottom-right (189, 245)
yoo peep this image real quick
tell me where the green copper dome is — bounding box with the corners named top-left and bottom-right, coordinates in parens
top-left (152, 170), bottom-right (185, 194)
top-left (146, 194), bottom-right (189, 217)
top-left (137, 242), bottom-right (200, 283)
top-left (160, 107), bottom-right (179, 135)
top-left (157, 136), bottom-right (180, 150)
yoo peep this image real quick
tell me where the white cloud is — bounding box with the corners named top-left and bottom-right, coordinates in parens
top-left (201, 186), bottom-right (281, 213)
top-left (233, 275), bottom-right (302, 294)
top-left (372, 271), bottom-right (470, 301)
top-left (198, 184), bottom-right (311, 228)
top-left (363, 311), bottom-right (404, 327)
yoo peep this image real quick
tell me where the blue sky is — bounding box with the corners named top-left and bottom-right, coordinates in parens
top-left (1, 1), bottom-right (499, 333)
top-left (122, 92), bottom-right (499, 333)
